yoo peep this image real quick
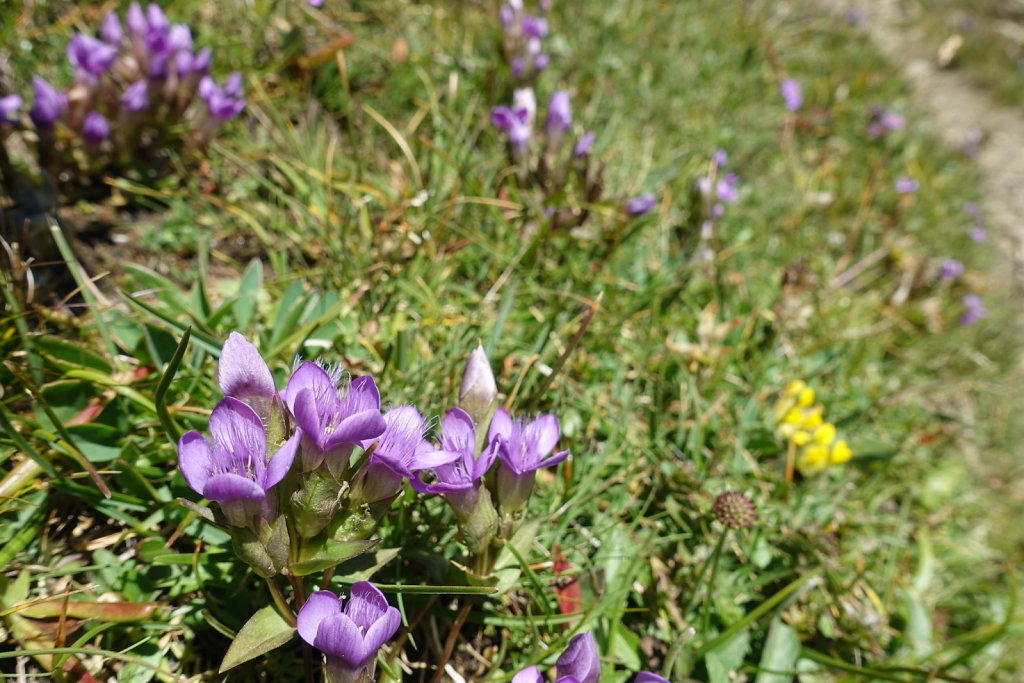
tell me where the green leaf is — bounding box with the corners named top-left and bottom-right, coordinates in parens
top-left (234, 258), bottom-right (263, 330)
top-left (219, 605), bottom-right (296, 673)
top-left (33, 337), bottom-right (112, 373)
top-left (610, 620), bottom-right (643, 670)
top-left (705, 629), bottom-right (750, 683)
top-left (755, 618), bottom-right (801, 683)
top-left (290, 539), bottom-right (378, 577)
top-left (123, 264), bottom-right (192, 317)
top-left (66, 423), bottom-right (122, 462)
top-left (333, 547), bottom-right (402, 583)
top-left (155, 326), bottom-right (191, 444)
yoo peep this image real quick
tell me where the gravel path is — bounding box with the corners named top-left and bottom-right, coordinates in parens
top-left (818, 0), bottom-right (1024, 323)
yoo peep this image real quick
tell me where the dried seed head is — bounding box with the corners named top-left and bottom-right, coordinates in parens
top-left (712, 492), bottom-right (757, 529)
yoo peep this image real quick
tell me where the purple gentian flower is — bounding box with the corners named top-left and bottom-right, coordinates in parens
top-left (167, 24), bottom-right (193, 53)
top-left (960, 295), bottom-right (986, 325)
top-left (193, 46), bottom-right (213, 73)
top-left (510, 56), bottom-right (526, 78)
top-left (867, 105), bottom-right (904, 139)
top-left (713, 148), bottom-right (728, 168)
top-left (533, 53), bottom-right (550, 71)
top-left (82, 112), bottom-right (110, 145)
top-left (500, 4), bottom-right (517, 28)
top-left (489, 407), bottom-right (568, 512)
top-left (963, 201), bottom-right (980, 216)
top-left (68, 34), bottom-right (118, 76)
top-left (297, 583), bottom-right (401, 683)
top-left (100, 12), bottom-right (123, 45)
top-left (556, 632), bottom-right (600, 683)
top-left (459, 345), bottom-right (498, 426)
top-left (281, 361), bottom-right (385, 471)
top-left (126, 3), bottom-right (148, 38)
top-left (521, 15), bottom-right (549, 38)
top-left (121, 80), bottom-right (149, 112)
top-left (178, 396), bottom-right (300, 527)
top-left (199, 75), bottom-right (246, 120)
top-left (0, 95), bottom-right (22, 124)
top-left (411, 408), bottom-right (496, 508)
top-left (491, 105), bottom-right (532, 152)
top-left (780, 78), bottom-right (802, 111)
top-left (29, 77), bottom-right (66, 129)
top-left (969, 226), bottom-right (987, 243)
top-left (308, 0), bottom-right (325, 7)
top-left (351, 406), bottom-right (456, 503)
top-left (716, 172), bottom-right (740, 203)
top-left (545, 90), bottom-right (572, 138)
top-left (938, 258), bottom-right (964, 280)
top-left (635, 673), bottom-right (670, 683)
top-left (513, 87), bottom-right (537, 125)
top-left (624, 193), bottom-right (657, 217)
top-left (145, 4), bottom-right (169, 52)
top-left (895, 176), bottom-right (918, 194)
top-left (574, 131), bottom-right (596, 157)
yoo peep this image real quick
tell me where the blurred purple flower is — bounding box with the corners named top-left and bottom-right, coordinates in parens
top-left (121, 80), bottom-right (150, 112)
top-left (198, 74), bottom-right (245, 120)
top-left (963, 201), bottom-right (980, 216)
top-left (29, 77), bottom-right (66, 128)
top-left (895, 176), bottom-right (918, 194)
top-left (713, 148), bottom-right (728, 168)
top-left (82, 112), bottom-right (110, 145)
top-left (574, 131), bottom-right (596, 157)
top-left (545, 90), bottom-right (572, 138)
top-left (297, 583), bottom-right (401, 683)
top-left (0, 95), bottom-right (22, 124)
top-left (960, 295), bottom-right (986, 325)
top-left (521, 15), bottom-right (549, 38)
top-left (716, 172), bottom-right (740, 203)
top-left (68, 34), bottom-right (119, 76)
top-left (126, 3), bottom-right (148, 38)
top-left (938, 259), bottom-right (963, 280)
top-left (513, 87), bottom-right (537, 125)
top-left (625, 193), bottom-right (657, 216)
top-left (100, 12), bottom-right (123, 45)
top-left (780, 78), bottom-right (802, 111)
top-left (533, 53), bottom-right (550, 71)
top-left (969, 226), bottom-right (987, 243)
top-left (178, 396), bottom-right (300, 527)
top-left (308, 0), bottom-right (325, 6)
top-left (867, 105), bottom-right (904, 139)
top-left (491, 105), bottom-right (532, 152)
top-left (167, 24), bottom-right (193, 53)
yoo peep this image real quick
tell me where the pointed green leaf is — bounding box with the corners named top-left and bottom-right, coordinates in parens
top-left (289, 539), bottom-right (378, 577)
top-left (219, 605), bottom-right (296, 673)
top-left (755, 618), bottom-right (801, 683)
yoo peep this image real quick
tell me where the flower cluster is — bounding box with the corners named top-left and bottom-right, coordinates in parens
top-left (512, 632), bottom-right (667, 683)
top-left (0, 3), bottom-right (243, 203)
top-left (490, 10), bottom-right (655, 231)
top-left (773, 380), bottom-right (852, 475)
top-left (178, 333), bottom-right (570, 580)
top-left (500, 0), bottom-right (552, 84)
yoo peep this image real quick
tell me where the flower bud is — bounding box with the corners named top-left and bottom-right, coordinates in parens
top-left (459, 345), bottom-right (498, 428)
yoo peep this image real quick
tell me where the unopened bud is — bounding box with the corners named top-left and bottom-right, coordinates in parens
top-left (459, 345), bottom-right (497, 428)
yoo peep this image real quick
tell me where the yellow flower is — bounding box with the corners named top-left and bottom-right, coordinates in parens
top-left (796, 444), bottom-right (830, 474)
top-left (830, 440), bottom-right (852, 464)
top-left (811, 422), bottom-right (836, 446)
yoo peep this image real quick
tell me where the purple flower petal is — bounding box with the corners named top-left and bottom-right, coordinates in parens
top-left (556, 632), bottom-right (600, 683)
top-left (512, 666), bottom-right (544, 683)
top-left (525, 413), bottom-right (559, 456)
top-left (345, 581), bottom-right (390, 630)
top-left (780, 78), bottom-right (803, 112)
top-left (203, 473), bottom-right (265, 502)
top-left (635, 672), bottom-right (670, 683)
top-left (262, 430), bottom-right (301, 490)
top-left (208, 397), bottom-right (267, 470)
top-left (178, 430), bottom-right (213, 494)
top-left (314, 613), bottom-right (367, 662)
top-left (298, 590), bottom-right (341, 646)
top-left (217, 332), bottom-right (276, 401)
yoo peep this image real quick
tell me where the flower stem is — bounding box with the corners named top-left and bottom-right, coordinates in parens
top-left (266, 577), bottom-right (296, 627)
